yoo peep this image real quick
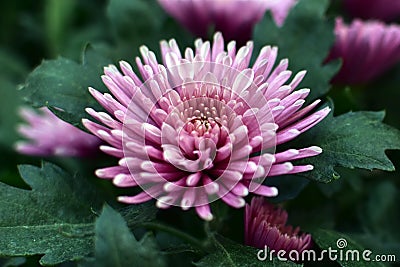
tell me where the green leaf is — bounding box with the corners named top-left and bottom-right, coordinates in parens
top-left (81, 205), bottom-right (166, 267)
top-left (0, 162), bottom-right (104, 265)
top-left (119, 203), bottom-right (158, 228)
top-left (0, 162), bottom-right (158, 266)
top-left (297, 110), bottom-right (400, 182)
top-left (312, 229), bottom-right (387, 267)
top-left (19, 46), bottom-right (110, 129)
top-left (254, 0), bottom-right (340, 101)
top-left (194, 235), bottom-right (301, 267)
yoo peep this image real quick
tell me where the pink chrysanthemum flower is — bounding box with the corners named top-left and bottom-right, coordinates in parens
top-left (157, 0), bottom-right (297, 43)
top-left (245, 197), bottom-right (312, 253)
top-left (344, 0), bottom-right (400, 22)
top-left (83, 32), bottom-right (330, 221)
top-left (326, 18), bottom-right (400, 85)
top-left (15, 107), bottom-right (101, 157)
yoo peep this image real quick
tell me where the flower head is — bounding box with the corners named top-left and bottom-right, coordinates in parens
top-left (344, 0), bottom-right (400, 22)
top-left (157, 0), bottom-right (297, 43)
top-left (83, 32), bottom-right (330, 221)
top-left (245, 196), bottom-right (312, 253)
top-left (326, 18), bottom-right (400, 85)
top-left (16, 107), bottom-right (101, 157)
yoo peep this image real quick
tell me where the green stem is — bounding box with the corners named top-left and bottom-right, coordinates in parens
top-left (140, 222), bottom-right (209, 252)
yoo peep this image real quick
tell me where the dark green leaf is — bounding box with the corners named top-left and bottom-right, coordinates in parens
top-left (0, 162), bottom-right (104, 265)
top-left (0, 162), bottom-right (157, 265)
top-left (297, 110), bottom-right (400, 182)
top-left (19, 46), bottom-right (110, 129)
top-left (81, 205), bottom-right (166, 267)
top-left (312, 229), bottom-right (387, 267)
top-left (254, 0), bottom-right (340, 101)
top-left (119, 202), bottom-right (158, 228)
top-left (195, 235), bottom-right (301, 267)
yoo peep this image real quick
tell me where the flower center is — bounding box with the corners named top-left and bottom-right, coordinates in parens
top-left (185, 115), bottom-right (218, 136)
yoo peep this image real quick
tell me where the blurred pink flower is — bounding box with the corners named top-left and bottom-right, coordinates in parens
top-left (157, 0), bottom-right (297, 43)
top-left (16, 107), bottom-right (101, 157)
top-left (245, 196), bottom-right (312, 253)
top-left (267, 0), bottom-right (297, 26)
top-left (326, 18), bottom-right (400, 85)
top-left (344, 0), bottom-right (400, 22)
top-left (83, 32), bottom-right (329, 221)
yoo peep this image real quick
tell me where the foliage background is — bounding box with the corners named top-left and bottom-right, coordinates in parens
top-left (0, 0), bottom-right (399, 266)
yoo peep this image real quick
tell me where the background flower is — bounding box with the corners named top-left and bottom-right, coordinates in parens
top-left (15, 107), bottom-right (101, 157)
top-left (344, 0), bottom-right (400, 22)
top-left (245, 196), bottom-right (312, 253)
top-left (326, 18), bottom-right (400, 85)
top-left (84, 32), bottom-right (329, 221)
top-left (157, 0), bottom-right (297, 43)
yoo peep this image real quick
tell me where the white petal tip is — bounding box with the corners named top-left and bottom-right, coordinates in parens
top-left (310, 146), bottom-right (323, 153)
top-left (202, 213), bottom-right (214, 221)
top-left (118, 158), bottom-right (128, 167)
top-left (297, 88), bottom-right (310, 94)
top-left (81, 118), bottom-right (90, 125)
top-left (156, 195), bottom-right (174, 209)
top-left (117, 196), bottom-right (130, 203)
top-left (205, 183), bottom-right (219, 194)
top-left (181, 203), bottom-right (191, 211)
top-left (270, 187), bottom-right (279, 197)
top-left (94, 169), bottom-right (104, 177)
top-left (284, 162), bottom-right (294, 171)
top-left (163, 182), bottom-right (176, 192)
top-left (242, 188), bottom-right (249, 196)
top-left (288, 129), bottom-right (301, 135)
top-left (306, 165), bottom-right (314, 171)
top-left (237, 199), bottom-right (246, 208)
top-left (113, 174), bottom-right (128, 186)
